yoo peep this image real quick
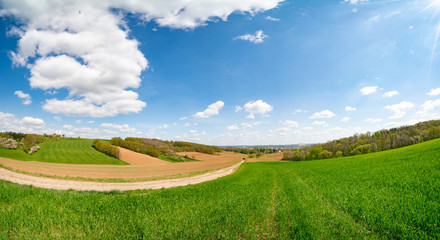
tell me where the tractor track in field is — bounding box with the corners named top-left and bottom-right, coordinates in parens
top-left (0, 161), bottom-right (243, 191)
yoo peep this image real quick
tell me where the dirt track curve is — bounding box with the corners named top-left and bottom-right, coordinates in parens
top-left (0, 161), bottom-right (243, 191)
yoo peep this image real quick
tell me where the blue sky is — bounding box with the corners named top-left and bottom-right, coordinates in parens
top-left (1, 0), bottom-right (440, 145)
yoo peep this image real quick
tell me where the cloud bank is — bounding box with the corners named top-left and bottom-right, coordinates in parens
top-left (1, 0), bottom-right (282, 117)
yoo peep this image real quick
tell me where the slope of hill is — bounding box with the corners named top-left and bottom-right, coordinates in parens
top-left (1, 138), bottom-right (438, 238)
top-left (0, 138), bottom-right (127, 165)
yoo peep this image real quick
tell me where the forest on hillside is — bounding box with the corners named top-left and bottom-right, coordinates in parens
top-left (283, 120), bottom-right (440, 161)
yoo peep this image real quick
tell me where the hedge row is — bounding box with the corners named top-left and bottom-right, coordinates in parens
top-left (111, 137), bottom-right (160, 158)
top-left (92, 139), bottom-right (120, 159)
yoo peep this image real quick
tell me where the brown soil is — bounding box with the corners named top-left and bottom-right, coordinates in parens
top-left (0, 151), bottom-right (246, 179)
top-left (0, 161), bottom-right (244, 191)
top-left (177, 151), bottom-right (248, 161)
top-left (118, 147), bottom-right (169, 165)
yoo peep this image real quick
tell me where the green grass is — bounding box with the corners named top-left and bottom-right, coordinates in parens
top-left (1, 139), bottom-right (439, 238)
top-left (0, 138), bottom-right (127, 165)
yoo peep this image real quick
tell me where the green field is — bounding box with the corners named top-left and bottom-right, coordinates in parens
top-left (0, 138), bottom-right (128, 165)
top-left (1, 139), bottom-right (439, 238)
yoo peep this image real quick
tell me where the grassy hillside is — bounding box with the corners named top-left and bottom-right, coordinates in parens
top-left (1, 139), bottom-right (439, 238)
top-left (0, 138), bottom-right (128, 165)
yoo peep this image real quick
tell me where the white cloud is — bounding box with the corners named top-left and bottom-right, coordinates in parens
top-left (360, 86), bottom-right (378, 95)
top-left (2, 0), bottom-right (282, 117)
top-left (235, 106), bottom-right (243, 112)
top-left (281, 120), bottom-right (299, 128)
top-left (54, 116), bottom-right (61, 121)
top-left (75, 120), bottom-right (82, 124)
top-left (63, 124), bottom-right (74, 130)
top-left (312, 120), bottom-right (326, 126)
top-left (309, 110), bottom-right (335, 119)
top-left (265, 16), bottom-right (280, 21)
top-left (158, 124), bottom-right (169, 129)
top-left (234, 30), bottom-right (268, 44)
top-left (240, 121), bottom-right (263, 128)
top-left (0, 112), bottom-right (46, 133)
top-left (341, 117), bottom-right (350, 122)
top-left (427, 88), bottom-right (440, 96)
top-left (384, 101), bottom-right (415, 119)
top-left (243, 100), bottom-right (273, 119)
top-left (344, 0), bottom-right (368, 4)
top-left (87, 120), bottom-right (95, 124)
top-left (100, 123), bottom-right (136, 133)
top-left (302, 127), bottom-right (313, 130)
top-left (417, 99), bottom-right (440, 116)
top-left (345, 106), bottom-right (356, 111)
top-left (21, 117), bottom-right (46, 129)
top-left (364, 118), bottom-right (382, 123)
top-left (193, 101), bottom-right (224, 118)
top-left (179, 117), bottom-right (187, 121)
top-left (382, 90), bottom-right (399, 98)
top-left (226, 124), bottom-right (239, 130)
top-left (14, 90), bottom-right (32, 105)
top-left (294, 109), bottom-right (307, 113)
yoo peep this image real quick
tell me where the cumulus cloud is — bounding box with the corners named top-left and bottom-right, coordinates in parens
top-left (243, 100), bottom-right (273, 119)
top-left (235, 106), bottom-right (243, 112)
top-left (226, 124), bottom-right (239, 130)
top-left (21, 116), bottom-right (46, 129)
top-left (240, 121), bottom-right (263, 128)
top-left (2, 0), bottom-right (282, 117)
top-left (281, 120), bottom-right (299, 128)
top-left (344, 0), bottom-right (368, 4)
top-left (417, 99), bottom-right (440, 116)
top-left (14, 90), bottom-right (32, 105)
top-left (360, 86), bottom-right (378, 95)
top-left (341, 117), bottom-right (350, 122)
top-left (382, 90), bottom-right (399, 98)
top-left (364, 118), bottom-right (382, 123)
top-left (63, 124), bottom-right (74, 130)
top-left (345, 106), bottom-right (356, 111)
top-left (427, 88), bottom-right (440, 96)
top-left (234, 30), bottom-right (268, 44)
top-left (100, 123), bottom-right (136, 132)
top-left (265, 16), bottom-right (280, 21)
top-left (384, 101), bottom-right (415, 119)
top-left (179, 117), bottom-right (187, 120)
top-left (193, 101), bottom-right (224, 118)
top-left (312, 120), bottom-right (326, 126)
top-left (309, 110), bottom-right (335, 119)
top-left (0, 112), bottom-right (45, 132)
top-left (294, 109), bottom-right (307, 113)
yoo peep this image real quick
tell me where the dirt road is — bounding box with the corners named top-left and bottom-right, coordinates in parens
top-left (0, 161), bottom-right (243, 191)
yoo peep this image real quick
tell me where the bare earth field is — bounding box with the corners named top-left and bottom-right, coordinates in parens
top-left (0, 161), bottom-right (243, 191)
top-left (118, 147), bottom-right (169, 165)
top-left (0, 151), bottom-right (245, 179)
top-left (246, 152), bottom-right (284, 162)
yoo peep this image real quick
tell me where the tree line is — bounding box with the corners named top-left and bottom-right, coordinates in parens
top-left (92, 139), bottom-right (120, 159)
top-left (283, 120), bottom-right (440, 161)
top-left (111, 137), bottom-right (160, 158)
top-left (122, 137), bottom-right (221, 154)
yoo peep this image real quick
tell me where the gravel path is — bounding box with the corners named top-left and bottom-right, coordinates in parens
top-left (0, 161), bottom-right (243, 191)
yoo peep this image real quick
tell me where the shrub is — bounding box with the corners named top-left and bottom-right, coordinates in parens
top-left (92, 139), bottom-right (120, 159)
top-left (111, 138), bottom-right (160, 158)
